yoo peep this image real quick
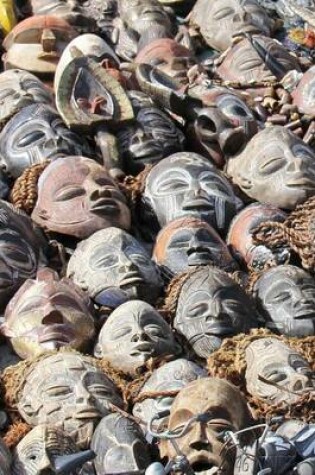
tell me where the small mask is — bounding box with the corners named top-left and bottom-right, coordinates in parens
top-left (226, 126), bottom-right (315, 210)
top-left (160, 377), bottom-right (253, 474)
top-left (0, 104), bottom-right (90, 178)
top-left (0, 438), bottom-right (11, 475)
top-left (32, 156), bottom-right (131, 239)
top-left (94, 300), bottom-right (180, 374)
top-left (133, 358), bottom-right (207, 427)
top-left (153, 217), bottom-right (237, 276)
top-left (190, 0), bottom-right (272, 52)
top-left (117, 91), bottom-right (185, 175)
top-left (0, 69), bottom-right (52, 126)
top-left (227, 203), bottom-right (288, 271)
top-left (174, 266), bottom-right (258, 358)
top-left (245, 338), bottom-right (314, 404)
top-left (253, 265), bottom-right (315, 337)
top-left (91, 413), bottom-right (151, 475)
top-left (2, 268), bottom-right (95, 359)
top-left (144, 152), bottom-right (242, 235)
top-left (217, 36), bottom-right (300, 83)
top-left (12, 424), bottom-right (94, 474)
top-left (17, 352), bottom-right (124, 448)
top-left (67, 227), bottom-right (163, 305)
top-left (292, 65), bottom-right (315, 115)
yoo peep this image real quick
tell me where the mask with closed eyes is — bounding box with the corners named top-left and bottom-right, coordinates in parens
top-left (143, 152), bottom-right (242, 235)
top-left (174, 266), bottom-right (258, 358)
top-left (253, 265), bottom-right (315, 337)
top-left (67, 227), bottom-right (163, 305)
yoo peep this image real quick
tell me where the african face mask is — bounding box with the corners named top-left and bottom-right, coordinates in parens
top-left (153, 217), bottom-right (237, 276)
top-left (17, 352), bottom-right (124, 448)
top-left (92, 414), bottom-right (151, 475)
top-left (0, 200), bottom-right (46, 313)
top-left (160, 378), bottom-right (253, 474)
top-left (292, 65), bottom-right (315, 115)
top-left (253, 265), bottom-right (315, 337)
top-left (245, 338), bottom-right (314, 404)
top-left (190, 0), bottom-right (272, 52)
top-left (0, 438), bottom-right (11, 475)
top-left (67, 227), bottom-right (163, 305)
top-left (133, 358), bottom-right (207, 428)
top-left (217, 36), bottom-right (300, 83)
top-left (0, 104), bottom-right (90, 178)
top-left (117, 91), bottom-right (185, 175)
top-left (94, 300), bottom-right (179, 374)
top-left (2, 268), bottom-right (95, 359)
top-left (0, 70), bottom-right (52, 126)
top-left (144, 152), bottom-right (242, 235)
top-left (226, 126), bottom-right (315, 210)
top-left (174, 266), bottom-right (258, 358)
top-left (32, 156), bottom-right (131, 239)
top-left (227, 203), bottom-right (288, 271)
top-left (12, 424), bottom-right (94, 474)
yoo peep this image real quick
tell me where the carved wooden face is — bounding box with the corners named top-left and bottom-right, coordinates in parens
top-left (67, 227), bottom-right (163, 305)
top-left (118, 0), bottom-right (172, 36)
top-left (160, 378), bottom-right (253, 474)
top-left (254, 265), bottom-right (315, 337)
top-left (2, 269), bottom-right (95, 359)
top-left (226, 126), bottom-right (315, 210)
top-left (17, 353), bottom-right (124, 447)
top-left (32, 156), bottom-right (131, 239)
top-left (292, 65), bottom-right (315, 115)
top-left (174, 267), bottom-right (258, 358)
top-left (245, 338), bottom-right (314, 404)
top-left (92, 414), bottom-right (151, 475)
top-left (94, 300), bottom-right (180, 374)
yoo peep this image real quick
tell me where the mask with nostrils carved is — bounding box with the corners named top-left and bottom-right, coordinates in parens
top-left (67, 227), bottom-right (163, 305)
top-left (17, 352), bottom-right (124, 448)
top-left (133, 358), bottom-right (207, 428)
top-left (2, 268), bottom-right (95, 359)
top-left (292, 65), bottom-right (315, 115)
top-left (174, 266), bottom-right (258, 358)
top-left (32, 156), bottom-right (131, 239)
top-left (143, 152), bottom-right (242, 235)
top-left (0, 104), bottom-right (90, 178)
top-left (245, 337), bottom-right (314, 404)
top-left (160, 377), bottom-right (253, 474)
top-left (217, 35), bottom-right (300, 83)
top-left (189, 0), bottom-right (272, 52)
top-left (153, 217), bottom-right (237, 276)
top-left (117, 91), bottom-right (185, 175)
top-left (226, 126), bottom-right (315, 210)
top-left (227, 203), bottom-right (288, 271)
top-left (253, 265), bottom-right (315, 337)
top-left (92, 413), bottom-right (151, 475)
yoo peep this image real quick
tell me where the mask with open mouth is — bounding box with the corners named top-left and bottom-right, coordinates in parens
top-left (94, 300), bottom-right (180, 374)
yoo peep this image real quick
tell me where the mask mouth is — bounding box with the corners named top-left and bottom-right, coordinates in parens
top-left (191, 460), bottom-right (219, 475)
top-left (187, 247), bottom-right (213, 266)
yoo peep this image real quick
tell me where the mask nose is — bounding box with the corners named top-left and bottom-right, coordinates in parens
top-left (189, 423), bottom-right (211, 451)
top-left (89, 187), bottom-right (112, 201)
top-left (119, 256), bottom-right (138, 274)
top-left (42, 305), bottom-right (64, 325)
top-left (233, 9), bottom-right (250, 23)
top-left (131, 329), bottom-right (149, 342)
top-left (75, 382), bottom-right (92, 404)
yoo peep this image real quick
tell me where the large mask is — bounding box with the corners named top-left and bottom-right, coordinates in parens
top-left (135, 38), bottom-right (196, 86)
top-left (174, 266), bottom-right (258, 358)
top-left (2, 268), bottom-right (95, 359)
top-left (0, 200), bottom-right (46, 313)
top-left (153, 217), bottom-right (237, 276)
top-left (227, 203), bottom-right (288, 271)
top-left (0, 438), bottom-right (11, 475)
top-left (0, 104), bottom-right (90, 178)
top-left (253, 265), bottom-right (315, 337)
top-left (67, 227), bottom-right (163, 305)
top-left (217, 36), bottom-right (300, 83)
top-left (32, 156), bottom-right (131, 239)
top-left (133, 358), bottom-right (207, 428)
top-left (189, 0), bottom-right (272, 52)
top-left (91, 414), bottom-right (151, 475)
top-left (0, 69), bottom-right (52, 127)
top-left (226, 126), bottom-right (315, 210)
top-left (144, 152), bottom-right (242, 235)
top-left (12, 424), bottom-right (94, 474)
top-left (117, 91), bottom-right (185, 175)
top-left (160, 378), bottom-right (253, 474)
top-left (245, 338), bottom-right (314, 404)
top-left (94, 300), bottom-right (180, 374)
top-left (292, 65), bottom-right (315, 115)
top-left (17, 352), bottom-right (124, 447)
